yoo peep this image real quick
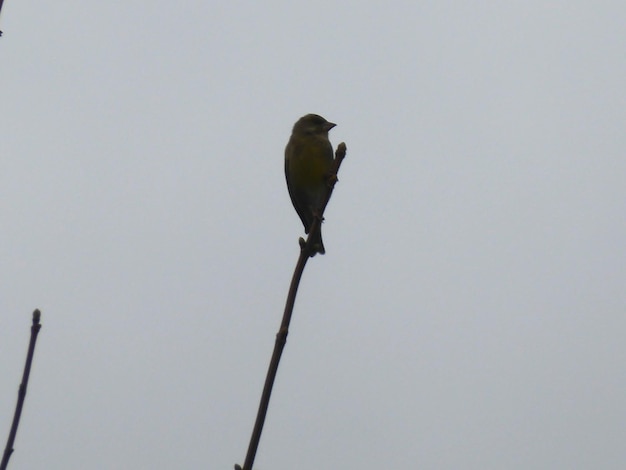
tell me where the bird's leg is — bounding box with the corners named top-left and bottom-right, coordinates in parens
top-left (312, 208), bottom-right (324, 224)
top-left (325, 172), bottom-right (338, 188)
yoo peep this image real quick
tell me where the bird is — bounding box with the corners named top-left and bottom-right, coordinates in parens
top-left (285, 114), bottom-right (336, 256)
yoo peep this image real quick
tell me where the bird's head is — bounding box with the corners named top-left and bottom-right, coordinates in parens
top-left (292, 114), bottom-right (336, 136)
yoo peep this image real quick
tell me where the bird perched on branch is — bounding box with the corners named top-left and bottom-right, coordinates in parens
top-left (285, 114), bottom-right (336, 256)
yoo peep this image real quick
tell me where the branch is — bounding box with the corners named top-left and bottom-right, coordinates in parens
top-left (1, 309), bottom-right (42, 470)
top-left (235, 142), bottom-right (347, 470)
top-left (0, 0), bottom-right (6, 37)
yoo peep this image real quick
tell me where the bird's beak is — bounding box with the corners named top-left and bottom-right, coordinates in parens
top-left (324, 122), bottom-right (337, 131)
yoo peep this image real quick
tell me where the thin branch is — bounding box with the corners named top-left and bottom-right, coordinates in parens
top-left (235, 143), bottom-right (347, 470)
top-left (0, 0), bottom-right (6, 36)
top-left (1, 309), bottom-right (42, 470)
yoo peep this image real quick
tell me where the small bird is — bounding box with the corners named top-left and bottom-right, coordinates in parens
top-left (285, 114), bottom-right (336, 256)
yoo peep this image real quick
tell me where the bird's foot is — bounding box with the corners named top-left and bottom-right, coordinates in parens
top-left (312, 210), bottom-right (325, 224)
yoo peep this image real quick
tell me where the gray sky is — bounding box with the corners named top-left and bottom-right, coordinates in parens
top-left (1, 1), bottom-right (625, 469)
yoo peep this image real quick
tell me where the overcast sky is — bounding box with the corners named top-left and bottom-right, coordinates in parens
top-left (1, 1), bottom-right (625, 469)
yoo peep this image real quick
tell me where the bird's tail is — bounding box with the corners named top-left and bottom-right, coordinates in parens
top-left (310, 229), bottom-right (325, 256)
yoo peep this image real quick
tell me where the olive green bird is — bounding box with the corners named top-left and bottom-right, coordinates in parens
top-left (285, 114), bottom-right (336, 256)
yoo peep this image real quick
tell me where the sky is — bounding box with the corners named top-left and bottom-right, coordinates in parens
top-left (1, 1), bottom-right (625, 469)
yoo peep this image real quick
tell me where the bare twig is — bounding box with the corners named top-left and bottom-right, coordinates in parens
top-left (0, 0), bottom-right (6, 36)
top-left (1, 310), bottom-right (42, 470)
top-left (235, 143), bottom-right (346, 470)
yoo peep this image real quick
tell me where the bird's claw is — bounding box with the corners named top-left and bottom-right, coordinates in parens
top-left (326, 173), bottom-right (338, 188)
